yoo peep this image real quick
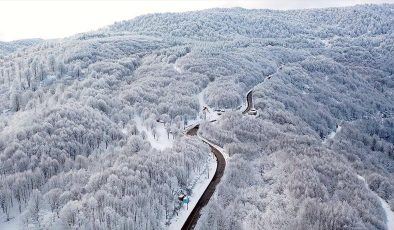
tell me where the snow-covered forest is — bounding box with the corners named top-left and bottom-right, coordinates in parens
top-left (1, 4), bottom-right (394, 229)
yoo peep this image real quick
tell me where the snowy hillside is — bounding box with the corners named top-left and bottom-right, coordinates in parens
top-left (0, 39), bottom-right (43, 56)
top-left (1, 4), bottom-right (394, 230)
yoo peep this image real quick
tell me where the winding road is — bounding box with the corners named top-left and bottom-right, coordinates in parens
top-left (181, 91), bottom-right (253, 230)
top-left (182, 124), bottom-right (226, 230)
top-left (242, 90), bottom-right (253, 114)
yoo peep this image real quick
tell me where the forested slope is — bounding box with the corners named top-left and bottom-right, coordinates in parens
top-left (0, 4), bottom-right (393, 229)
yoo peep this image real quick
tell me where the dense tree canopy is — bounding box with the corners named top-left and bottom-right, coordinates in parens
top-left (1, 4), bottom-right (394, 230)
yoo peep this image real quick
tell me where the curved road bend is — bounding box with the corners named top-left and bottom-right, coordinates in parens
top-left (182, 125), bottom-right (226, 230)
top-left (182, 91), bottom-right (253, 229)
top-left (242, 90), bottom-right (253, 114)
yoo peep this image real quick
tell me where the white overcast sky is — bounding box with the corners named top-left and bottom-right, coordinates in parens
top-left (0, 0), bottom-right (392, 41)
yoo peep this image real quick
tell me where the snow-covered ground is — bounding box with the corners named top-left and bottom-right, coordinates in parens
top-left (322, 125), bottom-right (341, 144)
top-left (197, 91), bottom-right (220, 122)
top-left (0, 205), bottom-right (21, 230)
top-left (173, 62), bottom-right (183, 74)
top-left (134, 116), bottom-right (174, 150)
top-left (167, 154), bottom-right (217, 230)
top-left (195, 88), bottom-right (252, 123)
top-left (321, 39), bottom-right (331, 48)
top-left (321, 36), bottom-right (340, 48)
top-left (177, 60), bottom-right (253, 130)
top-left (328, 125), bottom-right (341, 139)
top-left (182, 89), bottom-right (222, 132)
top-left (357, 175), bottom-right (394, 230)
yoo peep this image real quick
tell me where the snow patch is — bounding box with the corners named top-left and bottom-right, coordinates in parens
top-left (323, 125), bottom-right (341, 144)
top-left (134, 116), bottom-right (173, 150)
top-left (197, 90), bottom-right (220, 122)
top-left (195, 88), bottom-right (252, 123)
top-left (321, 39), bottom-right (331, 48)
top-left (41, 75), bottom-right (57, 86)
top-left (173, 62), bottom-right (182, 74)
top-left (0, 110), bottom-right (38, 140)
top-left (0, 205), bottom-right (22, 230)
top-left (328, 125), bottom-right (341, 139)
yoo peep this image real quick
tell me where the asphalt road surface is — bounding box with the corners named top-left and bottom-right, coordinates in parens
top-left (182, 125), bottom-right (226, 230)
top-left (182, 90), bottom-right (253, 229)
top-left (242, 90), bottom-right (253, 114)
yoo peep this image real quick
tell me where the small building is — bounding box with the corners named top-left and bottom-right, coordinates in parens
top-left (178, 193), bottom-right (186, 201)
top-left (248, 108), bottom-right (257, 115)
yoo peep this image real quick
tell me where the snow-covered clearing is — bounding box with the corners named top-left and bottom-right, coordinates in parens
top-left (322, 125), bottom-right (341, 144)
top-left (173, 62), bottom-right (183, 74)
top-left (357, 175), bottom-right (394, 230)
top-left (0, 110), bottom-right (37, 139)
top-left (328, 125), bottom-right (341, 139)
top-left (167, 153), bottom-right (217, 230)
top-left (0, 205), bottom-right (21, 230)
top-left (195, 88), bottom-right (252, 123)
top-left (134, 116), bottom-right (174, 150)
top-left (173, 52), bottom-right (191, 75)
top-left (1, 205), bottom-right (72, 230)
top-left (183, 89), bottom-right (222, 131)
top-left (197, 90), bottom-right (221, 121)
